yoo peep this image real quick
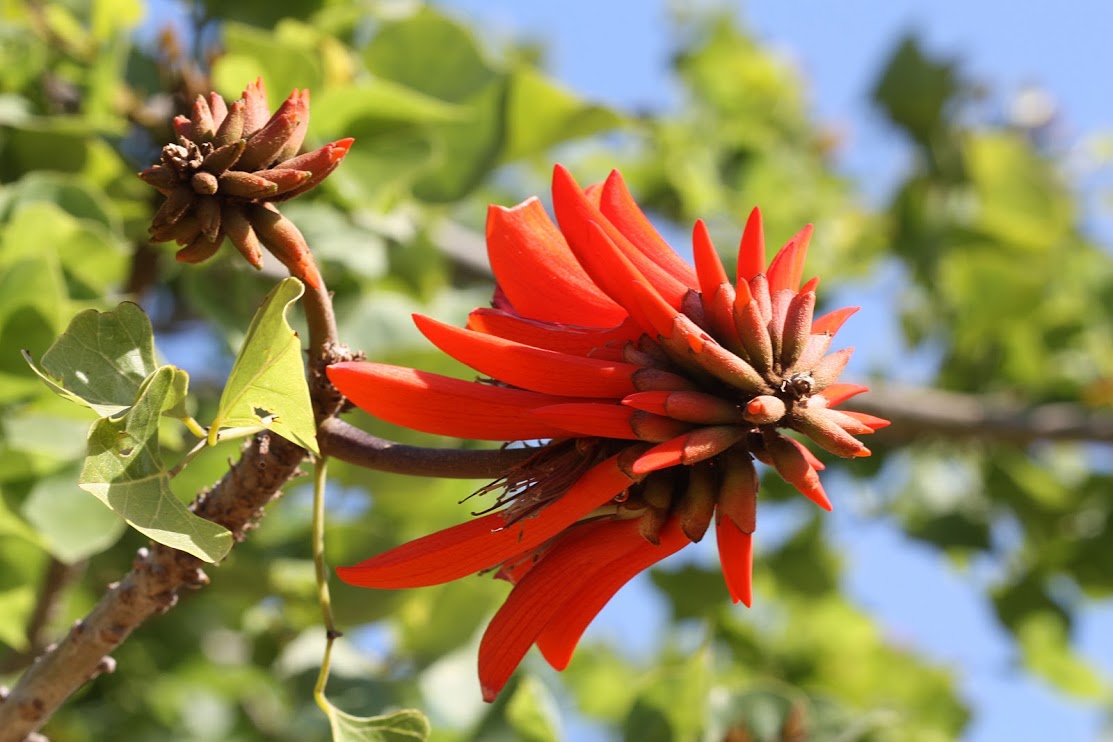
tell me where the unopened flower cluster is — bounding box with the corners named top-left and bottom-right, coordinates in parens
top-left (139, 79), bottom-right (352, 288)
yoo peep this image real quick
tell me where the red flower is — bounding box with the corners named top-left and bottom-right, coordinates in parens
top-left (326, 165), bottom-right (888, 700)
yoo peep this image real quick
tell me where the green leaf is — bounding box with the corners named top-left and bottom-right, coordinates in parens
top-left (1016, 612), bottom-right (1105, 698)
top-left (23, 302), bottom-right (158, 418)
top-left (872, 34), bottom-right (959, 144)
top-left (214, 21), bottom-right (324, 108)
top-left (362, 9), bottom-right (496, 104)
top-left (321, 703), bottom-right (430, 742)
top-left (209, 278), bottom-right (318, 454)
top-left (412, 76), bottom-right (509, 203)
top-left (0, 257), bottom-right (67, 402)
top-left (0, 585), bottom-right (34, 651)
top-left (22, 467), bottom-right (127, 564)
top-left (503, 67), bottom-right (623, 161)
top-left (505, 676), bottom-right (561, 742)
top-left (650, 563), bottom-right (730, 620)
top-left (79, 366), bottom-right (233, 563)
top-left (623, 651), bottom-right (712, 742)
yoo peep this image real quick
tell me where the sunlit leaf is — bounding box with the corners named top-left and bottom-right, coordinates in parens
top-left (79, 366), bottom-right (233, 563)
top-left (320, 702), bottom-right (430, 742)
top-left (22, 302), bottom-right (156, 417)
top-left (503, 67), bottom-right (622, 161)
top-left (1017, 612), bottom-right (1105, 698)
top-left (209, 278), bottom-right (319, 454)
top-left (362, 8), bottom-right (496, 104)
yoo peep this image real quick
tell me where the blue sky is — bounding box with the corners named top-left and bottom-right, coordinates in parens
top-left (436, 1), bottom-right (1113, 740)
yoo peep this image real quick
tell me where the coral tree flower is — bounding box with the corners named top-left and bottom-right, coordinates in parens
top-left (326, 165), bottom-right (888, 701)
top-left (139, 78), bottom-right (353, 288)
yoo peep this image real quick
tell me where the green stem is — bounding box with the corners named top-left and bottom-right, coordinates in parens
top-left (311, 456), bottom-right (338, 715)
top-left (182, 416), bottom-right (208, 440)
top-left (167, 438), bottom-right (208, 479)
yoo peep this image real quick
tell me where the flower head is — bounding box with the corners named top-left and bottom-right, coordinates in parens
top-left (327, 165), bottom-right (888, 700)
top-left (139, 78), bottom-right (353, 288)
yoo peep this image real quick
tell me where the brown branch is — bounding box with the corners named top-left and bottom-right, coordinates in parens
top-left (0, 275), bottom-right (350, 741)
top-left (853, 384), bottom-right (1113, 446)
top-left (319, 418), bottom-right (533, 479)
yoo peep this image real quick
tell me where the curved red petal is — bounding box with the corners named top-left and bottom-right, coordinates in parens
top-left (811, 306), bottom-right (859, 335)
top-left (531, 403), bottom-right (639, 439)
top-left (326, 361), bottom-right (574, 441)
top-left (785, 435), bottom-right (826, 471)
top-left (478, 519), bottom-right (642, 700)
top-left (816, 382), bottom-right (869, 408)
top-left (716, 516), bottom-right (754, 607)
top-left (467, 308), bottom-right (641, 356)
top-left (415, 315), bottom-right (640, 398)
top-left (766, 224), bottom-right (813, 294)
top-left (692, 219), bottom-right (729, 298)
top-left (535, 519), bottom-right (688, 671)
top-left (598, 170), bottom-right (698, 288)
top-left (552, 165), bottom-right (690, 309)
top-left (487, 198), bottom-right (627, 326)
top-left (337, 456), bottom-right (635, 590)
top-left (630, 434), bottom-right (686, 474)
top-left (839, 410), bottom-right (891, 431)
top-left (737, 207), bottom-right (766, 283)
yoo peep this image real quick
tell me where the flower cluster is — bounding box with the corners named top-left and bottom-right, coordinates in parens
top-left (139, 79), bottom-right (352, 288)
top-left (327, 165), bottom-right (887, 700)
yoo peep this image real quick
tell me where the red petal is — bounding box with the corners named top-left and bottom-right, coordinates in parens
top-left (415, 315), bottom-right (639, 399)
top-left (326, 362), bottom-right (576, 441)
top-left (786, 435), bottom-right (826, 471)
top-left (487, 198), bottom-right (627, 326)
top-left (737, 207), bottom-right (766, 283)
top-left (531, 403), bottom-right (639, 439)
top-left (817, 382), bottom-right (869, 407)
top-left (765, 433), bottom-right (832, 510)
top-left (811, 306), bottom-right (859, 335)
top-left (628, 276), bottom-right (682, 340)
top-left (692, 219), bottom-right (729, 299)
top-left (552, 165), bottom-right (690, 308)
top-left (535, 518), bottom-right (688, 670)
top-left (716, 517), bottom-right (753, 607)
top-left (478, 519), bottom-right (641, 700)
top-left (467, 308), bottom-right (640, 356)
top-left (598, 170), bottom-right (698, 288)
top-left (337, 455), bottom-right (635, 590)
top-left (630, 435), bottom-right (685, 474)
top-left (839, 410), bottom-right (890, 430)
top-left (766, 224), bottom-right (813, 294)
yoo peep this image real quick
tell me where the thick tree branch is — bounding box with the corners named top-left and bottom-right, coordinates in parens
top-left (853, 384), bottom-right (1113, 446)
top-left (0, 277), bottom-right (349, 742)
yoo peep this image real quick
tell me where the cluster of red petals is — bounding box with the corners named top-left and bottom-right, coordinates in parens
top-left (326, 165), bottom-right (888, 701)
top-left (139, 78), bottom-right (354, 288)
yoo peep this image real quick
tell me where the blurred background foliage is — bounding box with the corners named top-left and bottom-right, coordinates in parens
top-left (1, 0), bottom-right (1111, 740)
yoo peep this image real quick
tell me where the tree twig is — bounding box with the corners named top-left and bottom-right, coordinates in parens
top-left (853, 384), bottom-right (1113, 446)
top-left (319, 417), bottom-right (534, 479)
top-left (0, 276), bottom-right (349, 741)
